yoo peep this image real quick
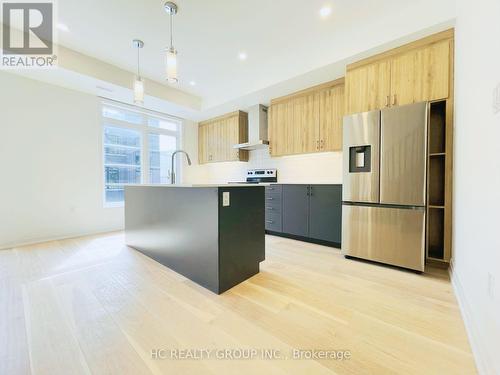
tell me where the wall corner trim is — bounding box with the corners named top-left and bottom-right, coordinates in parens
top-left (449, 259), bottom-right (492, 375)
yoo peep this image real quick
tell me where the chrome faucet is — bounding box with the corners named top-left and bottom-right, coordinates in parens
top-left (170, 150), bottom-right (192, 184)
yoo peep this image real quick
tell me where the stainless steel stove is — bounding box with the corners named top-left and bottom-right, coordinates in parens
top-left (229, 169), bottom-right (278, 184)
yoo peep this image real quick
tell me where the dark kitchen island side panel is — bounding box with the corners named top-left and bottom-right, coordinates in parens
top-left (125, 185), bottom-right (265, 294)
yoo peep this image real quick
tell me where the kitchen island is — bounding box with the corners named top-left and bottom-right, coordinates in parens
top-left (124, 184), bottom-right (265, 294)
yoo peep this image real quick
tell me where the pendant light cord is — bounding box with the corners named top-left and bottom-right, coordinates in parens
top-left (137, 46), bottom-right (140, 77)
top-left (170, 12), bottom-right (173, 48)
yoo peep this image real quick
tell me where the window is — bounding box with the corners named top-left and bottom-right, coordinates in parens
top-left (102, 101), bottom-right (182, 206)
top-left (104, 126), bottom-right (142, 203)
top-left (149, 133), bottom-right (177, 184)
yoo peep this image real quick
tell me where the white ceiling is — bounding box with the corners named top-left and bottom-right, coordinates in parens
top-left (57, 0), bottom-right (456, 117)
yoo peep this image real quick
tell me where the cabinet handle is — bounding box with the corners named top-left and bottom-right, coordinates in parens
top-left (266, 197), bottom-right (274, 200)
top-left (309, 186), bottom-right (313, 196)
top-left (320, 140), bottom-right (324, 149)
top-left (386, 95), bottom-right (390, 107)
top-left (306, 186), bottom-right (310, 196)
top-left (316, 140), bottom-right (320, 150)
top-left (266, 207), bottom-right (274, 210)
top-left (392, 94), bottom-right (397, 106)
top-left (266, 220), bottom-right (274, 224)
top-left (266, 187), bottom-right (274, 190)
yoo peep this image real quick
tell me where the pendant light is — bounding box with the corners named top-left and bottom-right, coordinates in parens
top-left (164, 2), bottom-right (178, 83)
top-left (132, 39), bottom-right (145, 105)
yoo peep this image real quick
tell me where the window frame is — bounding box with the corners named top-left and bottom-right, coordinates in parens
top-left (101, 100), bottom-right (182, 208)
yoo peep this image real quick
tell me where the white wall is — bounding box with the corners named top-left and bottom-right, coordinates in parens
top-left (182, 121), bottom-right (343, 185)
top-left (453, 1), bottom-right (500, 374)
top-left (0, 72), bottom-right (124, 249)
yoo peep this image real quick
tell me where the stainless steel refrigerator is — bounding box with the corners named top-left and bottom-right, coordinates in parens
top-left (342, 102), bottom-right (428, 272)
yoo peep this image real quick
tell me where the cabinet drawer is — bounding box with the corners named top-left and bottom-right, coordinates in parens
top-left (265, 212), bottom-right (282, 232)
top-left (265, 191), bottom-right (282, 204)
top-left (265, 203), bottom-right (281, 214)
top-left (265, 191), bottom-right (282, 211)
top-left (265, 184), bottom-right (282, 193)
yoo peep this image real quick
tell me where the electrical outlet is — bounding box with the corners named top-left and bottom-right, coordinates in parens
top-left (222, 192), bottom-right (230, 207)
top-left (488, 273), bottom-right (495, 300)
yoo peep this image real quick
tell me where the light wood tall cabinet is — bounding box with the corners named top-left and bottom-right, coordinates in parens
top-left (198, 111), bottom-right (249, 164)
top-left (345, 29), bottom-right (453, 114)
top-left (268, 78), bottom-right (345, 157)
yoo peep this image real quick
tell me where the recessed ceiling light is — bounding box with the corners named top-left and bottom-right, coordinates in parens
top-left (189, 80), bottom-right (196, 86)
top-left (238, 52), bottom-right (247, 61)
top-left (57, 23), bottom-right (69, 32)
top-left (319, 6), bottom-right (332, 18)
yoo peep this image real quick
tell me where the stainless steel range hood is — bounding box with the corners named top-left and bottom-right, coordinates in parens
top-left (234, 104), bottom-right (269, 150)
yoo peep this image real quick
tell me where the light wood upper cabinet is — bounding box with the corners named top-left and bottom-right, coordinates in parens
top-left (391, 39), bottom-right (450, 106)
top-left (319, 84), bottom-right (345, 151)
top-left (213, 118), bottom-right (224, 161)
top-left (198, 123), bottom-right (209, 164)
top-left (198, 111), bottom-right (248, 164)
top-left (269, 100), bottom-right (294, 157)
top-left (208, 121), bottom-right (218, 161)
top-left (198, 121), bottom-right (218, 163)
top-left (291, 93), bottom-right (319, 154)
top-left (345, 29), bottom-right (453, 114)
top-left (268, 79), bottom-right (344, 157)
top-left (345, 60), bottom-right (391, 114)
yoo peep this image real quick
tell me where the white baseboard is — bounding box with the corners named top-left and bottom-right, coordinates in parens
top-left (0, 227), bottom-right (124, 250)
top-left (449, 259), bottom-right (493, 375)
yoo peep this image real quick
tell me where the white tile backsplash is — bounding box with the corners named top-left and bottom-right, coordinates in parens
top-left (182, 121), bottom-right (343, 185)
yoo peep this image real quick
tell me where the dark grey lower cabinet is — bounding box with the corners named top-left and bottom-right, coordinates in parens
top-left (267, 184), bottom-right (342, 247)
top-left (309, 185), bottom-right (342, 244)
top-left (282, 185), bottom-right (309, 237)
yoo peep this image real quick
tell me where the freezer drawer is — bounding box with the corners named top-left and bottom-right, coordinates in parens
top-left (380, 102), bottom-right (428, 206)
top-left (341, 204), bottom-right (425, 271)
top-left (343, 110), bottom-right (380, 203)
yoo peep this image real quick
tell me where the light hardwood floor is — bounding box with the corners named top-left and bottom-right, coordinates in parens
top-left (1, 232), bottom-right (476, 375)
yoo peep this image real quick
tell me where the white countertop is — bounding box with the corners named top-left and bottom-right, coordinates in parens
top-left (125, 183), bottom-right (342, 188)
top-left (125, 183), bottom-right (270, 188)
